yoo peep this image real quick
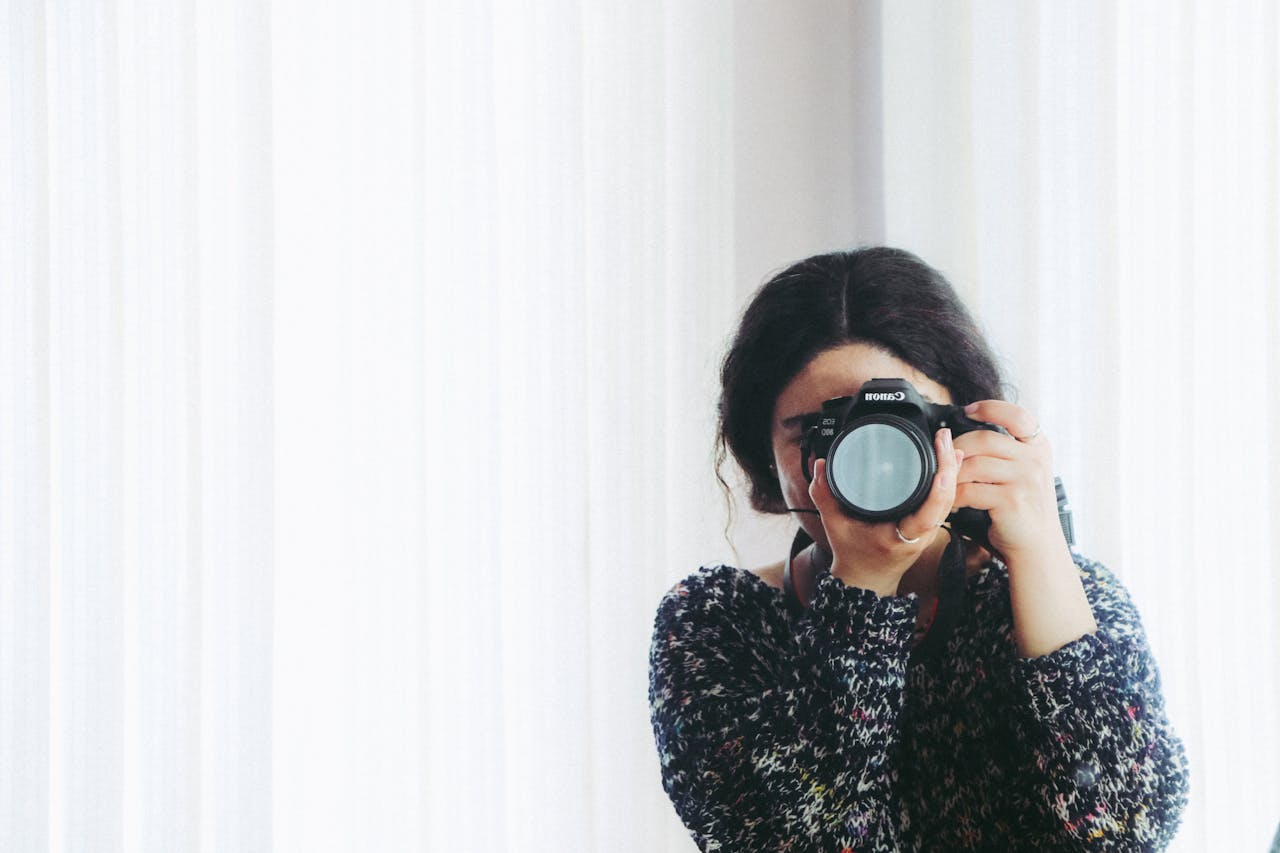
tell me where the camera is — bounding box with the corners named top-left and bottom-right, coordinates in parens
top-left (800, 378), bottom-right (1004, 545)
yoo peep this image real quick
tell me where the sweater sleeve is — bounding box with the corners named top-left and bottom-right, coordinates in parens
top-left (1011, 553), bottom-right (1189, 849)
top-left (648, 566), bottom-right (918, 852)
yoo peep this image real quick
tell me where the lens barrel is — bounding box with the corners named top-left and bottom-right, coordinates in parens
top-left (826, 414), bottom-right (936, 520)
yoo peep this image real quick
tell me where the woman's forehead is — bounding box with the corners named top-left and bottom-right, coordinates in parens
top-left (773, 343), bottom-right (951, 429)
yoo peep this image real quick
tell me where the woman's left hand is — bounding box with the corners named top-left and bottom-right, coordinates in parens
top-left (952, 400), bottom-right (1066, 563)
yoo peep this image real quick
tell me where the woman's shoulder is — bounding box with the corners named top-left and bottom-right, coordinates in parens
top-left (649, 564), bottom-right (796, 702)
top-left (748, 559), bottom-right (786, 591)
top-left (655, 563), bottom-right (781, 613)
top-left (651, 563), bottom-right (789, 644)
top-left (1068, 548), bottom-right (1128, 589)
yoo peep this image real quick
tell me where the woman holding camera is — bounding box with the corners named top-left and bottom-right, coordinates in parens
top-left (647, 248), bottom-right (1188, 850)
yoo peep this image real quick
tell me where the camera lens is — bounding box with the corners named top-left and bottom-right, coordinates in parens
top-left (827, 420), bottom-right (929, 516)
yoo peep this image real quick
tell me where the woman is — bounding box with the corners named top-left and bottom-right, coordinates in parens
top-left (647, 248), bottom-right (1189, 851)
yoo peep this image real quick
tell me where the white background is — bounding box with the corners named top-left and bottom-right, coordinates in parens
top-left (2, 1), bottom-right (1277, 851)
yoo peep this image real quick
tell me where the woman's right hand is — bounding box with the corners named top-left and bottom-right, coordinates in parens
top-left (808, 428), bottom-right (964, 597)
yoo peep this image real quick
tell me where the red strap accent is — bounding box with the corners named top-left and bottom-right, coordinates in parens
top-left (922, 596), bottom-right (940, 635)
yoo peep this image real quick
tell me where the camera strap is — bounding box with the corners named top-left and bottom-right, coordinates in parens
top-left (911, 526), bottom-right (966, 660)
top-left (782, 528), bottom-right (826, 617)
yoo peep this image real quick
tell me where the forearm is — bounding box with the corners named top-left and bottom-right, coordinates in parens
top-left (1012, 555), bottom-right (1191, 849)
top-left (1004, 540), bottom-right (1098, 658)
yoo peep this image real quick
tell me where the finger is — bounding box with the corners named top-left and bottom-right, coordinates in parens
top-left (808, 458), bottom-right (839, 518)
top-left (899, 431), bottom-right (961, 540)
top-left (953, 480), bottom-right (1000, 513)
top-left (962, 400), bottom-right (1039, 442)
top-left (955, 454), bottom-right (1018, 485)
top-left (955, 477), bottom-right (1062, 513)
top-left (952, 427), bottom-right (1022, 460)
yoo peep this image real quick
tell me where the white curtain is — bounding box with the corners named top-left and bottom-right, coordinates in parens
top-left (2, 2), bottom-right (1275, 852)
top-left (874, 4), bottom-right (1280, 851)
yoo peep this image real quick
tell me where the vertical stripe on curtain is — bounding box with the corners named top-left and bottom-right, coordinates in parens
top-left (4, 0), bottom-right (276, 851)
top-left (2, 2), bottom-right (52, 851)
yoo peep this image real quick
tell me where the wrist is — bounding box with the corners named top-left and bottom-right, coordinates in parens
top-left (1003, 539), bottom-right (1099, 658)
top-left (1000, 532), bottom-right (1072, 572)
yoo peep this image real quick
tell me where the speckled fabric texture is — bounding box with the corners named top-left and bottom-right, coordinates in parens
top-left (647, 550), bottom-right (1189, 851)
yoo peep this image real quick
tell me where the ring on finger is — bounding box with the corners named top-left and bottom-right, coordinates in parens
top-left (895, 525), bottom-right (923, 545)
top-left (1015, 424), bottom-right (1041, 442)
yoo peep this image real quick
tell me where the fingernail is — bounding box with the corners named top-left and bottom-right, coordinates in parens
top-left (964, 402), bottom-right (979, 414)
top-left (941, 428), bottom-right (953, 453)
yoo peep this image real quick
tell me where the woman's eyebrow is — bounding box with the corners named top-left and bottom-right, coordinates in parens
top-left (779, 412), bottom-right (814, 430)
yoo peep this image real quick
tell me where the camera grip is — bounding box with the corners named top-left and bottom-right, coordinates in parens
top-left (948, 506), bottom-right (993, 551)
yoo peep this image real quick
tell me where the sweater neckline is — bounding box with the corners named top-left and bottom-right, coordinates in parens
top-left (736, 558), bottom-right (1004, 609)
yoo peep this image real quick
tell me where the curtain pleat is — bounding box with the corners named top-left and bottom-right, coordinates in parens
top-left (2, 3), bottom-right (52, 853)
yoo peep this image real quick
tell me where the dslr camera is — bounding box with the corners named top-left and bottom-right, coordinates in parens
top-left (800, 378), bottom-right (1003, 546)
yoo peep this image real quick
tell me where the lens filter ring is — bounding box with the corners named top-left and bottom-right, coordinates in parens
top-left (825, 414), bottom-right (935, 521)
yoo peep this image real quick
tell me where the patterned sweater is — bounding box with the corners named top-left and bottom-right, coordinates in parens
top-left (647, 550), bottom-right (1189, 851)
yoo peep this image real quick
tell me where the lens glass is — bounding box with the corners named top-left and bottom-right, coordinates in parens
top-left (828, 422), bottom-right (923, 513)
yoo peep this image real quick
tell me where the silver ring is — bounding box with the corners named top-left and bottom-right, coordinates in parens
top-left (895, 525), bottom-right (922, 544)
top-left (1016, 424), bottom-right (1041, 442)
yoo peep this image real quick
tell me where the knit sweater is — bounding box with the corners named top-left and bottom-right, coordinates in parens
top-left (647, 549), bottom-right (1189, 851)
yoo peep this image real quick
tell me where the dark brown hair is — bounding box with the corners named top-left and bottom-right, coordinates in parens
top-left (716, 247), bottom-right (1006, 514)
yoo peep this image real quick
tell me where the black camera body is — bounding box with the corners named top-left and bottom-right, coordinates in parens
top-left (800, 378), bottom-right (1005, 546)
